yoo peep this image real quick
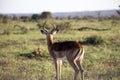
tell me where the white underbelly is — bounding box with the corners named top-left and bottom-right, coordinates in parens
top-left (57, 56), bottom-right (66, 60)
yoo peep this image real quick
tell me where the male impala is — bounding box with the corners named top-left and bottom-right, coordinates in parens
top-left (40, 23), bottom-right (84, 80)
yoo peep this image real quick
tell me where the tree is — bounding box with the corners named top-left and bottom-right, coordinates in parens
top-left (31, 14), bottom-right (40, 21)
top-left (0, 14), bottom-right (3, 22)
top-left (116, 5), bottom-right (120, 16)
top-left (40, 11), bottom-right (53, 19)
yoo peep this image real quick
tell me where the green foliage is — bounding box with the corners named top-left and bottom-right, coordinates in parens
top-left (56, 22), bottom-right (72, 31)
top-left (14, 25), bottom-right (29, 34)
top-left (37, 21), bottom-right (72, 32)
top-left (40, 12), bottom-right (53, 19)
top-left (37, 21), bottom-right (54, 30)
top-left (31, 14), bottom-right (40, 21)
top-left (83, 35), bottom-right (105, 45)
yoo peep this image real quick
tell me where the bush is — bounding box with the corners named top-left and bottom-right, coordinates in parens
top-left (83, 35), bottom-right (105, 45)
top-left (37, 21), bottom-right (72, 31)
top-left (37, 22), bottom-right (51, 30)
top-left (14, 25), bottom-right (29, 34)
top-left (2, 29), bottom-right (11, 35)
top-left (56, 22), bottom-right (72, 31)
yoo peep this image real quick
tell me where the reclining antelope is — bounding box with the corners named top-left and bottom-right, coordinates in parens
top-left (40, 22), bottom-right (84, 80)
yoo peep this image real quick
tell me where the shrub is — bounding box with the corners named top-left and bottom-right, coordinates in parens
top-left (37, 22), bottom-right (51, 30)
top-left (2, 29), bottom-right (11, 35)
top-left (37, 21), bottom-right (72, 31)
top-left (14, 25), bottom-right (28, 34)
top-left (83, 35), bottom-right (105, 45)
top-left (56, 22), bottom-right (72, 31)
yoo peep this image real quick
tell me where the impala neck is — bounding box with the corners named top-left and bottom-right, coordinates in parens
top-left (47, 34), bottom-right (54, 50)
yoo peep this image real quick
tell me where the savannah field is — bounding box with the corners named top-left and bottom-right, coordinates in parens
top-left (0, 17), bottom-right (120, 80)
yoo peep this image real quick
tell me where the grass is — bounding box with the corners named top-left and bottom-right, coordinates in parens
top-left (0, 19), bottom-right (120, 80)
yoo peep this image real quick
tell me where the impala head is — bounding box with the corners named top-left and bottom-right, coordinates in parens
top-left (40, 22), bottom-right (59, 36)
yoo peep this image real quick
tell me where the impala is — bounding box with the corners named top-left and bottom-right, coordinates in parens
top-left (40, 23), bottom-right (84, 80)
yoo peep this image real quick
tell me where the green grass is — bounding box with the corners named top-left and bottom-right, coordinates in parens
top-left (0, 19), bottom-right (120, 80)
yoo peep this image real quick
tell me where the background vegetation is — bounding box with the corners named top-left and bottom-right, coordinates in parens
top-left (0, 12), bottom-right (120, 80)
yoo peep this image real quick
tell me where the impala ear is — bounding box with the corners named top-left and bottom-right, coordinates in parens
top-left (50, 28), bottom-right (58, 35)
top-left (40, 29), bottom-right (48, 35)
top-left (52, 30), bottom-right (57, 35)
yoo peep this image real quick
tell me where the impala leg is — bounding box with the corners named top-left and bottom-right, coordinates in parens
top-left (74, 50), bottom-right (84, 80)
top-left (55, 59), bottom-right (62, 80)
top-left (76, 60), bottom-right (84, 80)
top-left (74, 69), bottom-right (79, 80)
top-left (67, 58), bottom-right (79, 80)
top-left (79, 63), bottom-right (84, 80)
